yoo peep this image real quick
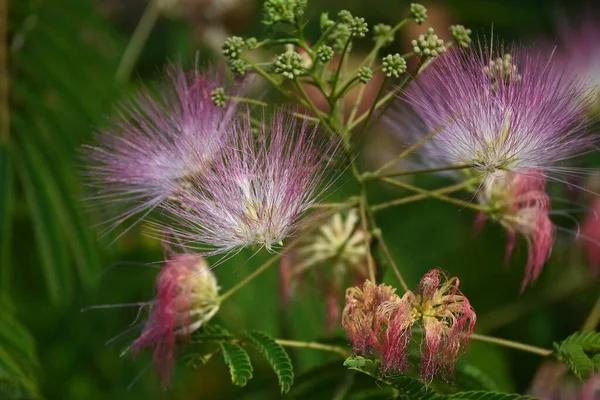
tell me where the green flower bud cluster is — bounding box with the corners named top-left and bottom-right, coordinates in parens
top-left (357, 67), bottom-right (373, 84)
top-left (338, 10), bottom-right (368, 38)
top-left (450, 25), bottom-right (472, 48)
top-left (320, 12), bottom-right (335, 31)
top-left (412, 27), bottom-right (445, 58)
top-left (263, 0), bottom-right (308, 26)
top-left (484, 54), bottom-right (522, 88)
top-left (222, 36), bottom-right (250, 76)
top-left (210, 88), bottom-right (226, 108)
top-left (315, 45), bottom-right (334, 63)
top-left (373, 23), bottom-right (393, 46)
top-left (273, 51), bottom-right (306, 79)
top-left (381, 54), bottom-right (407, 78)
top-left (410, 3), bottom-right (428, 25)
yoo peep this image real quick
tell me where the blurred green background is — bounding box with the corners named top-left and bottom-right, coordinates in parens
top-left (2, 0), bottom-right (599, 398)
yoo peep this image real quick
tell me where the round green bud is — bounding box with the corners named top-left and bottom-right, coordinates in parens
top-left (338, 10), bottom-right (353, 24)
top-left (357, 67), bottom-right (373, 84)
top-left (449, 25), bottom-right (472, 48)
top-left (263, 0), bottom-right (308, 26)
top-left (246, 37), bottom-right (259, 50)
top-left (373, 23), bottom-right (393, 45)
top-left (315, 45), bottom-right (334, 63)
top-left (222, 36), bottom-right (245, 61)
top-left (349, 16), bottom-right (368, 38)
top-left (273, 51), bottom-right (306, 79)
top-left (229, 59), bottom-right (249, 76)
top-left (410, 3), bottom-right (428, 24)
top-left (411, 27), bottom-right (445, 58)
top-left (382, 53), bottom-right (407, 78)
top-left (210, 88), bottom-right (226, 107)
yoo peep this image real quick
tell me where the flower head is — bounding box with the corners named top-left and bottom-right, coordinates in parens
top-left (161, 110), bottom-right (339, 254)
top-left (342, 269), bottom-right (475, 380)
top-left (395, 43), bottom-right (594, 178)
top-left (132, 253), bottom-right (220, 387)
top-left (477, 171), bottom-right (555, 289)
top-left (85, 64), bottom-right (237, 233)
top-left (280, 210), bottom-right (371, 332)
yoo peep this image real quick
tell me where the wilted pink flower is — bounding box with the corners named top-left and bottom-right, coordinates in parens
top-left (528, 360), bottom-right (600, 400)
top-left (280, 210), bottom-right (371, 333)
top-left (413, 269), bottom-right (476, 380)
top-left (161, 109), bottom-right (339, 254)
top-left (393, 43), bottom-right (594, 178)
top-left (477, 171), bottom-right (555, 288)
top-left (85, 64), bottom-right (237, 232)
top-left (342, 269), bottom-right (475, 380)
top-left (581, 198), bottom-right (600, 277)
top-left (342, 280), bottom-right (402, 356)
top-left (132, 253), bottom-right (220, 387)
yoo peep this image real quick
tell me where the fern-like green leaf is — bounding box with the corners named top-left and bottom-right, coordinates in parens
top-left (447, 392), bottom-right (535, 400)
top-left (193, 323), bottom-right (235, 342)
top-left (557, 343), bottom-right (594, 380)
top-left (344, 356), bottom-right (437, 399)
top-left (220, 342), bottom-right (253, 387)
top-left (243, 330), bottom-right (294, 394)
top-left (556, 332), bottom-right (600, 353)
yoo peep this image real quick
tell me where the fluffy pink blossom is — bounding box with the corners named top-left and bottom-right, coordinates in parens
top-left (132, 253), bottom-right (220, 387)
top-left (161, 109), bottom-right (339, 254)
top-left (477, 171), bottom-right (555, 289)
top-left (85, 64), bottom-right (237, 233)
top-left (389, 43), bottom-right (594, 179)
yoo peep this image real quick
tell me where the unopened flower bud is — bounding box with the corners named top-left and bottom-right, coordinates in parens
top-left (316, 45), bottom-right (334, 63)
top-left (382, 53), bottom-right (407, 78)
top-left (373, 23), bottom-right (393, 46)
top-left (273, 50), bottom-right (306, 79)
top-left (410, 3), bottom-right (428, 25)
top-left (412, 27), bottom-right (445, 58)
top-left (211, 88), bottom-right (226, 107)
top-left (357, 67), bottom-right (374, 83)
top-left (263, 0), bottom-right (307, 26)
top-left (222, 36), bottom-right (245, 61)
top-left (450, 24), bottom-right (472, 48)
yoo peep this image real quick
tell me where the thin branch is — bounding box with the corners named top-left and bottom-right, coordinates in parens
top-left (470, 333), bottom-right (553, 357)
top-left (371, 180), bottom-right (473, 213)
top-left (378, 177), bottom-right (487, 212)
top-left (359, 196), bottom-right (376, 282)
top-left (374, 231), bottom-right (409, 292)
top-left (275, 339), bottom-right (350, 358)
top-left (116, 0), bottom-right (160, 83)
top-left (582, 293), bottom-right (600, 333)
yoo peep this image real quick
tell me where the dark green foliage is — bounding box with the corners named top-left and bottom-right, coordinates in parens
top-left (0, 311), bottom-right (40, 399)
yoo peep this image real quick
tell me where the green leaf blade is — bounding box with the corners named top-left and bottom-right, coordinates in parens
top-left (243, 330), bottom-right (294, 394)
top-left (220, 342), bottom-right (253, 387)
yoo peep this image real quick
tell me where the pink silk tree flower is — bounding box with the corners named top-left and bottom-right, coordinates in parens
top-left (581, 198), bottom-right (600, 277)
top-left (85, 64), bottom-right (237, 233)
top-left (161, 109), bottom-right (340, 254)
top-left (477, 170), bottom-right (555, 289)
top-left (396, 43), bottom-right (594, 179)
top-left (131, 253), bottom-right (220, 388)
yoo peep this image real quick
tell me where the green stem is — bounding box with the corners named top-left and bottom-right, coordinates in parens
top-left (373, 230), bottom-right (409, 292)
top-left (371, 180), bottom-right (475, 213)
top-left (369, 164), bottom-right (471, 181)
top-left (275, 339), bottom-right (350, 358)
top-left (218, 253), bottom-right (283, 303)
top-left (359, 195), bottom-right (376, 282)
top-left (378, 177), bottom-right (488, 212)
top-left (224, 95), bottom-right (268, 107)
top-left (371, 122), bottom-right (449, 177)
top-left (115, 0), bottom-right (160, 83)
top-left (293, 80), bottom-right (336, 133)
top-left (582, 293), bottom-right (600, 333)
top-left (330, 34), bottom-right (354, 98)
top-left (470, 333), bottom-right (553, 357)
